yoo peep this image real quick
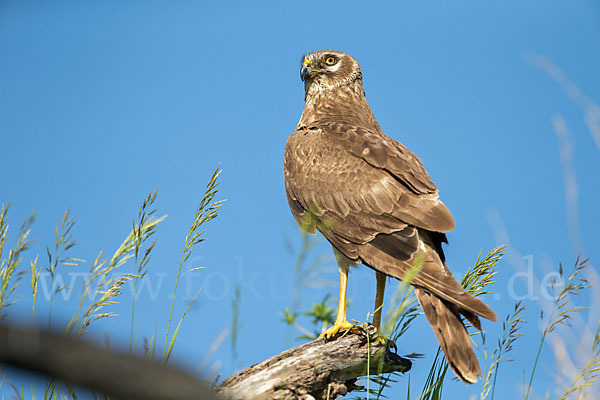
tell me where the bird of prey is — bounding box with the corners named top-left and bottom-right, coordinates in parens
top-left (283, 50), bottom-right (497, 383)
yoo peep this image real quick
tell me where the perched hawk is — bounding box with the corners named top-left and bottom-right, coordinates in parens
top-left (283, 50), bottom-right (497, 383)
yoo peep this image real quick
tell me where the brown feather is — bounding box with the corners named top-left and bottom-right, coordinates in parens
top-left (415, 287), bottom-right (481, 383)
top-left (284, 50), bottom-right (496, 383)
top-left (358, 233), bottom-right (497, 322)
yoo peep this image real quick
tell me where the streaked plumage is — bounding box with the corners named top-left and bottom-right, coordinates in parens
top-left (284, 50), bottom-right (496, 383)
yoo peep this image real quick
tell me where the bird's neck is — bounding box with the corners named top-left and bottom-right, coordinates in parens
top-left (298, 79), bottom-right (381, 131)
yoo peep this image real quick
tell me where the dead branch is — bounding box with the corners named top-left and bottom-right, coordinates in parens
top-left (217, 324), bottom-right (411, 400)
top-left (0, 323), bottom-right (410, 400)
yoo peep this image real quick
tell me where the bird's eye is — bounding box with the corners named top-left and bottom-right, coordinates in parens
top-left (324, 56), bottom-right (337, 66)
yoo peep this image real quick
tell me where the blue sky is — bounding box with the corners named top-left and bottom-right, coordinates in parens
top-left (1, 1), bottom-right (599, 398)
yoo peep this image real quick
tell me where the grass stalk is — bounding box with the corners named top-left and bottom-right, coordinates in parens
top-left (46, 210), bottom-right (82, 329)
top-left (0, 204), bottom-right (36, 317)
top-left (524, 257), bottom-right (589, 400)
top-left (480, 301), bottom-right (526, 400)
top-left (163, 166), bottom-right (223, 362)
top-left (559, 324), bottom-right (600, 399)
top-left (129, 190), bottom-right (160, 353)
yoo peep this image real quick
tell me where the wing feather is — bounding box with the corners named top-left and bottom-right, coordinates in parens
top-left (284, 124), bottom-right (454, 241)
top-left (284, 124), bottom-right (496, 322)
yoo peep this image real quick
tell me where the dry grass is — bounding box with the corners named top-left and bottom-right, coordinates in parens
top-left (0, 166), bottom-right (222, 399)
top-left (0, 204), bottom-right (36, 318)
top-left (480, 301), bottom-right (526, 400)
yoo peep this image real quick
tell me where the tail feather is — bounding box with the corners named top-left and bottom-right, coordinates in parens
top-left (357, 227), bottom-right (496, 383)
top-left (415, 287), bottom-right (481, 383)
top-left (360, 238), bottom-right (497, 322)
top-left (461, 309), bottom-right (482, 331)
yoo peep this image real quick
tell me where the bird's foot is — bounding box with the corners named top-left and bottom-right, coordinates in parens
top-left (318, 320), bottom-right (357, 340)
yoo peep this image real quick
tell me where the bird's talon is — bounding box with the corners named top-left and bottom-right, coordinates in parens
top-left (318, 320), bottom-right (356, 340)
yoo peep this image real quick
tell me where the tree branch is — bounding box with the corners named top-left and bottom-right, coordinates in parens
top-left (217, 324), bottom-right (411, 400)
top-left (0, 323), bottom-right (410, 400)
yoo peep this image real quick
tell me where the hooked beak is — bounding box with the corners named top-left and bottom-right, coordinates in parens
top-left (300, 64), bottom-right (312, 81)
top-left (300, 58), bottom-right (316, 81)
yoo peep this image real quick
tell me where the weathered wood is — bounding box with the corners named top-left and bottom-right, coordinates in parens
top-left (0, 323), bottom-right (410, 400)
top-left (217, 325), bottom-right (411, 400)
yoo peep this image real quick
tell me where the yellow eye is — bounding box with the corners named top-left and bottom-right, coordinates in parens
top-left (324, 56), bottom-right (337, 66)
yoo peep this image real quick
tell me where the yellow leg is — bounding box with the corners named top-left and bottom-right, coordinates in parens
top-left (318, 262), bottom-right (354, 339)
top-left (372, 271), bottom-right (386, 329)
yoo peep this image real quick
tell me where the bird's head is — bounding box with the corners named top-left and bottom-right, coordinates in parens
top-left (300, 50), bottom-right (362, 91)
